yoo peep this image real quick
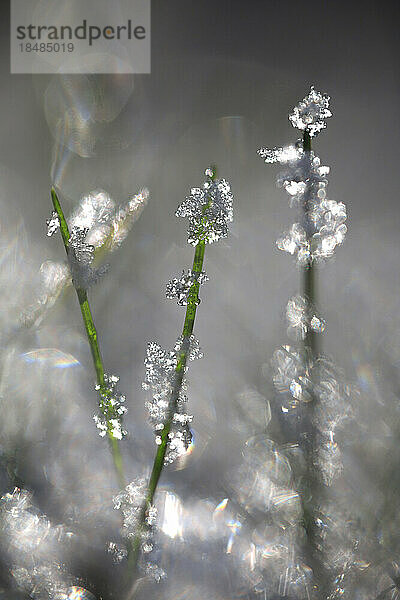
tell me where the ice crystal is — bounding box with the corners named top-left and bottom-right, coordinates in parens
top-left (257, 144), bottom-right (303, 164)
top-left (174, 334), bottom-right (203, 361)
top-left (144, 562), bottom-right (167, 582)
top-left (143, 337), bottom-right (200, 463)
top-left (107, 542), bottom-right (127, 564)
top-left (272, 345), bottom-right (314, 407)
top-left (93, 373), bottom-right (127, 440)
top-left (164, 426), bottom-right (193, 465)
top-left (276, 223), bottom-right (310, 264)
top-left (112, 480), bottom-right (160, 563)
top-left (316, 431), bottom-right (344, 486)
top-left (0, 488), bottom-right (74, 598)
top-left (259, 89), bottom-right (345, 264)
top-left (175, 167), bottom-right (234, 245)
top-left (314, 358), bottom-right (353, 432)
top-left (21, 261), bottom-right (72, 328)
top-left (145, 505), bottom-right (158, 527)
top-left (276, 186), bottom-right (346, 264)
top-left (289, 86), bottom-right (332, 137)
top-left (105, 189), bottom-right (149, 251)
top-left (67, 226), bottom-right (109, 290)
top-left (46, 211), bottom-right (60, 237)
top-left (166, 269), bottom-right (209, 306)
top-left (68, 188), bottom-right (149, 251)
top-left (276, 152), bottom-right (329, 206)
top-left (112, 478), bottom-right (147, 539)
top-left (286, 295), bottom-right (325, 340)
top-left (48, 190), bottom-right (148, 292)
top-left (68, 190), bottom-right (115, 232)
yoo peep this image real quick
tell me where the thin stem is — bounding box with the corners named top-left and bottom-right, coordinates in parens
top-left (50, 187), bottom-right (126, 490)
top-left (300, 132), bottom-right (329, 594)
top-left (302, 129), bottom-right (318, 357)
top-left (126, 240), bottom-right (206, 582)
top-left (125, 169), bottom-right (217, 593)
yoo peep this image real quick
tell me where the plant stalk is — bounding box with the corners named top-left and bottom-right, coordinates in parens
top-left (50, 187), bottom-right (126, 490)
top-left (126, 239), bottom-right (205, 582)
top-left (125, 168), bottom-right (218, 595)
top-left (300, 131), bottom-right (329, 595)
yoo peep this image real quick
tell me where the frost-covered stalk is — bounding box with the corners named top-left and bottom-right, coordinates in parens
top-left (259, 87), bottom-right (347, 596)
top-left (49, 188), bottom-right (126, 489)
top-left (124, 166), bottom-right (234, 587)
top-left (302, 129), bottom-right (318, 358)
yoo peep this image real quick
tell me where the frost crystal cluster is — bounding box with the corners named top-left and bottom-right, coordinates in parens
top-left (93, 373), bottom-right (127, 440)
top-left (166, 269), bottom-right (209, 306)
top-left (46, 211), bottom-right (60, 237)
top-left (66, 225), bottom-right (109, 290)
top-left (143, 337), bottom-right (201, 464)
top-left (68, 188), bottom-right (149, 251)
top-left (0, 488), bottom-right (75, 598)
top-left (112, 478), bottom-right (147, 541)
top-left (286, 294), bottom-right (325, 340)
top-left (288, 86), bottom-right (332, 137)
top-left (47, 188), bottom-right (148, 291)
top-left (175, 166), bottom-right (233, 245)
top-left (259, 87), bottom-right (346, 265)
top-left (111, 479), bottom-right (165, 579)
top-left (254, 89), bottom-right (368, 599)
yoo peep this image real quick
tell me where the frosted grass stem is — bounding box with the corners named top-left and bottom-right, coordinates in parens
top-left (128, 242), bottom-right (205, 577)
top-left (127, 238), bottom-right (206, 585)
top-left (302, 129), bottom-right (318, 358)
top-left (125, 169), bottom-right (225, 593)
top-left (301, 129), bottom-right (329, 595)
top-left (50, 187), bottom-right (126, 490)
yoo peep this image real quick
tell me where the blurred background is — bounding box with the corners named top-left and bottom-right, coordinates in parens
top-left (0, 0), bottom-right (400, 598)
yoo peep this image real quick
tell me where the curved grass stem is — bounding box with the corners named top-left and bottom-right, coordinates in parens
top-left (50, 187), bottom-right (127, 490)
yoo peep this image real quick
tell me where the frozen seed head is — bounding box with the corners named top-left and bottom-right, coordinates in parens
top-left (175, 167), bottom-right (234, 245)
top-left (289, 86), bottom-right (332, 137)
top-left (93, 373), bottom-right (127, 440)
top-left (46, 211), bottom-right (60, 237)
top-left (166, 270), bottom-right (209, 306)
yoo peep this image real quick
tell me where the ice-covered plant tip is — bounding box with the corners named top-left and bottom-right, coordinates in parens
top-left (258, 88), bottom-right (352, 596)
top-left (47, 187), bottom-right (148, 490)
top-left (117, 166), bottom-right (234, 589)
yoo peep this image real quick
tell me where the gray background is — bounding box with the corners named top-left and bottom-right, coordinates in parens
top-left (0, 0), bottom-right (399, 598)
